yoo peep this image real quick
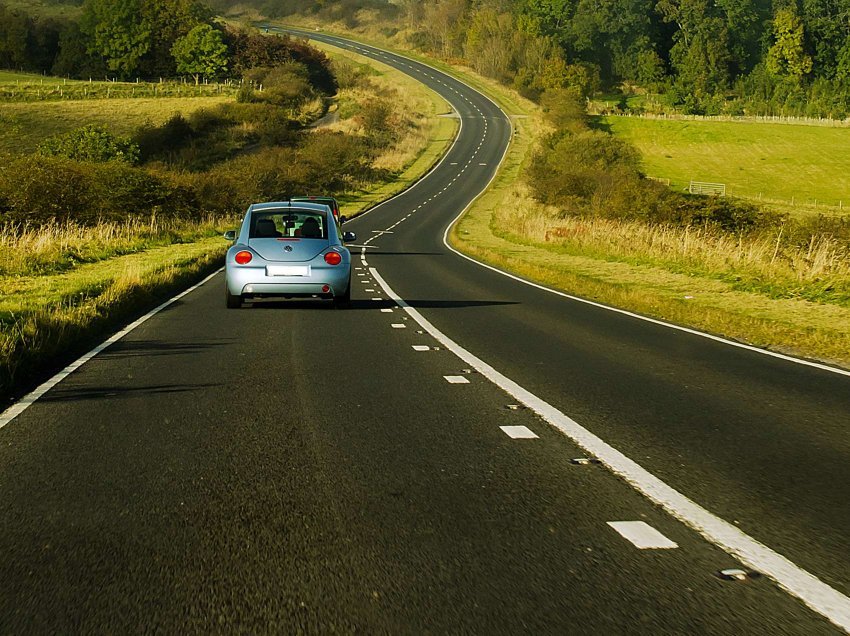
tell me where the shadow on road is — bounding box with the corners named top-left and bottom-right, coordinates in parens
top-left (366, 251), bottom-right (444, 256)
top-left (41, 382), bottom-right (223, 403)
top-left (246, 298), bottom-right (518, 310)
top-left (99, 339), bottom-right (236, 359)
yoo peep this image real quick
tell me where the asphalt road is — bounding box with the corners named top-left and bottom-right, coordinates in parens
top-left (1, 30), bottom-right (848, 634)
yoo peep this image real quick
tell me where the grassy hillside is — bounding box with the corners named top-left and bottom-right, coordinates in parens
top-left (602, 116), bottom-right (850, 216)
top-left (0, 31), bottom-right (459, 401)
top-left (0, 95), bottom-right (232, 154)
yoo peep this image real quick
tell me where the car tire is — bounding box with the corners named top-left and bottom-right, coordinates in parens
top-left (334, 276), bottom-right (351, 309)
top-left (226, 288), bottom-right (243, 309)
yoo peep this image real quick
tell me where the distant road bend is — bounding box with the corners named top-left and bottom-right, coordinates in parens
top-left (0, 29), bottom-right (849, 634)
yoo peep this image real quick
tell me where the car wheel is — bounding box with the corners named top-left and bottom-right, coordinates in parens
top-left (334, 276), bottom-right (351, 309)
top-left (226, 288), bottom-right (243, 309)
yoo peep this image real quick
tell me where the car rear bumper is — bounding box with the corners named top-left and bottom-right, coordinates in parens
top-left (225, 266), bottom-right (350, 297)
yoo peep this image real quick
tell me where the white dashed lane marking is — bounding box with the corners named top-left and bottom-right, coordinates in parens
top-left (367, 268), bottom-right (850, 630)
top-left (608, 522), bottom-right (679, 550)
top-left (444, 376), bottom-right (470, 384)
top-left (381, 308), bottom-right (394, 313)
top-left (412, 345), bottom-right (430, 351)
top-left (391, 324), bottom-right (406, 329)
top-left (500, 426), bottom-right (539, 439)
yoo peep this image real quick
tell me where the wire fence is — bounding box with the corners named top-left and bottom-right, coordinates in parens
top-left (0, 77), bottom-right (240, 102)
top-left (611, 111), bottom-right (850, 128)
top-left (648, 176), bottom-right (849, 213)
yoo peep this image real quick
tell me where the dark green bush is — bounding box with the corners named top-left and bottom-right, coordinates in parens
top-left (38, 125), bottom-right (140, 165)
top-left (0, 156), bottom-right (100, 223)
top-left (134, 114), bottom-right (194, 162)
top-left (356, 98), bottom-right (396, 147)
top-left (526, 129), bottom-right (764, 233)
top-left (189, 147), bottom-right (304, 213)
top-left (298, 132), bottom-right (376, 191)
top-left (539, 89), bottom-right (589, 132)
top-left (0, 155), bottom-right (201, 224)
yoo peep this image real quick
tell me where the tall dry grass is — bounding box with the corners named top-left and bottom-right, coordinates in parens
top-left (0, 222), bottom-right (230, 400)
top-left (495, 185), bottom-right (850, 305)
top-left (0, 215), bottom-right (233, 277)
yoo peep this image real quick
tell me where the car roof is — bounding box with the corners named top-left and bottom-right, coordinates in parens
top-left (248, 201), bottom-right (330, 214)
top-left (290, 196), bottom-right (338, 203)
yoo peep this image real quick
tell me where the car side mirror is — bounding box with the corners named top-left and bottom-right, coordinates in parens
top-left (343, 231), bottom-right (356, 242)
top-left (223, 230), bottom-right (236, 241)
top-left (339, 215), bottom-right (348, 225)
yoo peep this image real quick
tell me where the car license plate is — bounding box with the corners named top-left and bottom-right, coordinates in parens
top-left (267, 265), bottom-right (310, 277)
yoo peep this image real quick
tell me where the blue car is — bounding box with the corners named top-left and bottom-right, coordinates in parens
top-left (224, 201), bottom-right (356, 308)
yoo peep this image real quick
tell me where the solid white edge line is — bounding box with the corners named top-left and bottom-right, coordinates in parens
top-left (442, 234), bottom-right (850, 377)
top-left (0, 267), bottom-right (225, 430)
top-left (370, 266), bottom-right (850, 633)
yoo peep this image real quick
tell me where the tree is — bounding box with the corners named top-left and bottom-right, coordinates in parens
top-left (81, 0), bottom-right (151, 77)
top-left (767, 7), bottom-right (813, 81)
top-left (836, 35), bottom-right (850, 81)
top-left (422, 0), bottom-right (469, 59)
top-left (463, 6), bottom-right (516, 81)
top-left (0, 6), bottom-right (33, 70)
top-left (801, 0), bottom-right (850, 78)
top-left (80, 0), bottom-right (213, 77)
top-left (658, 0), bottom-right (733, 94)
top-left (521, 0), bottom-right (576, 41)
top-left (140, 0), bottom-right (211, 76)
top-left (171, 24), bottom-right (229, 84)
top-left (708, 0), bottom-right (765, 77)
top-left (52, 21), bottom-right (106, 78)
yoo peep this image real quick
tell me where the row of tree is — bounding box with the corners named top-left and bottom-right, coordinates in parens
top-left (0, 0), bottom-right (335, 86)
top-left (222, 0), bottom-right (850, 116)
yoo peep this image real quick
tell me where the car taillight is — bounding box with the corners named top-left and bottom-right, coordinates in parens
top-left (324, 251), bottom-right (342, 265)
top-left (235, 250), bottom-right (253, 265)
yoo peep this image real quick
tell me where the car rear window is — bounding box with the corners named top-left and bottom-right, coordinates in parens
top-left (249, 210), bottom-right (328, 239)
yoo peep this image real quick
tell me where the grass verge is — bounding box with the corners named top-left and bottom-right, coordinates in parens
top-left (1, 232), bottom-right (228, 404)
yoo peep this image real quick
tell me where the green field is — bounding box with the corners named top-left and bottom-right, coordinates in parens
top-left (602, 116), bottom-right (850, 212)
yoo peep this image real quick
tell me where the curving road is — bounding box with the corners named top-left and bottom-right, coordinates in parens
top-left (0, 30), bottom-right (848, 633)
